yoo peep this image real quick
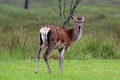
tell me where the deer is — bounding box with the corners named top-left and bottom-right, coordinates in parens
top-left (35, 13), bottom-right (84, 74)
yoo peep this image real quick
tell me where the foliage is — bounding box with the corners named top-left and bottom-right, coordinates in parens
top-left (0, 1), bottom-right (120, 60)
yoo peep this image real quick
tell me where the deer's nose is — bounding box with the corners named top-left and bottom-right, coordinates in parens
top-left (78, 26), bottom-right (81, 30)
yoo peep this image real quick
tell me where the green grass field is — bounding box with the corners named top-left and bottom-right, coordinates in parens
top-left (0, 0), bottom-right (120, 80)
top-left (0, 60), bottom-right (120, 80)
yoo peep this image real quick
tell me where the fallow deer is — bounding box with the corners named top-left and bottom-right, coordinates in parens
top-left (35, 13), bottom-right (84, 74)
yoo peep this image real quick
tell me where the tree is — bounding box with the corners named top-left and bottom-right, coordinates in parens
top-left (24, 0), bottom-right (29, 9)
top-left (57, 0), bottom-right (81, 28)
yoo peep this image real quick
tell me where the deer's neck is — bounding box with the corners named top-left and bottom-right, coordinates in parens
top-left (71, 26), bottom-right (82, 42)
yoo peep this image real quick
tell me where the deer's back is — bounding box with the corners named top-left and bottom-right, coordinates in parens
top-left (40, 25), bottom-right (73, 48)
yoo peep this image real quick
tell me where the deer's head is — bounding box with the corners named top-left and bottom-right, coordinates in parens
top-left (71, 13), bottom-right (84, 31)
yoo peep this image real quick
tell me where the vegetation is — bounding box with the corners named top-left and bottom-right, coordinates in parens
top-left (0, 60), bottom-right (120, 80)
top-left (0, 2), bottom-right (120, 60)
top-left (0, 0), bottom-right (120, 80)
top-left (0, 0), bottom-right (120, 60)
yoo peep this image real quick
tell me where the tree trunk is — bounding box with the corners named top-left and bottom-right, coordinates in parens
top-left (24, 0), bottom-right (29, 9)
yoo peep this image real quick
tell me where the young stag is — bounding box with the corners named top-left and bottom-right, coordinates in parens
top-left (35, 13), bottom-right (84, 74)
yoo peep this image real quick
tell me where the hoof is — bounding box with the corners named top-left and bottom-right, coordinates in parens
top-left (58, 72), bottom-right (62, 74)
top-left (58, 71), bottom-right (62, 74)
top-left (48, 71), bottom-right (51, 73)
top-left (35, 71), bottom-right (38, 74)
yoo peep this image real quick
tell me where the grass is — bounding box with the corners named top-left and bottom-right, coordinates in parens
top-left (0, 1), bottom-right (120, 59)
top-left (0, 1), bottom-right (120, 79)
top-left (0, 59), bottom-right (120, 80)
top-left (0, 31), bottom-right (119, 60)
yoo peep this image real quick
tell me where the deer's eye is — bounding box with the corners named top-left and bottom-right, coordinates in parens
top-left (75, 21), bottom-right (77, 23)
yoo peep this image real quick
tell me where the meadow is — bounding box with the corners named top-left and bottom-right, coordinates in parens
top-left (0, 2), bottom-right (120, 60)
top-left (0, 0), bottom-right (120, 80)
top-left (0, 59), bottom-right (120, 80)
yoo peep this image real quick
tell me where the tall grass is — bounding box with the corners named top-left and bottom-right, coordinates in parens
top-left (0, 26), bottom-right (39, 60)
top-left (66, 31), bottom-right (120, 59)
top-left (0, 26), bottom-right (119, 60)
top-left (0, 4), bottom-right (120, 60)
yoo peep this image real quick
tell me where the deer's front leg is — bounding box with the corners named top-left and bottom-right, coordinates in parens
top-left (58, 47), bottom-right (68, 74)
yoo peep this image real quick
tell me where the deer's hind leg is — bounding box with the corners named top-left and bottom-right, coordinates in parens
top-left (35, 34), bottom-right (46, 73)
top-left (44, 41), bottom-right (56, 73)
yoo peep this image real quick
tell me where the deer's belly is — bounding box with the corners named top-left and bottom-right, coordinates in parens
top-left (54, 41), bottom-right (65, 49)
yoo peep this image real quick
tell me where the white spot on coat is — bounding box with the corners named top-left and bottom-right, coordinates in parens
top-left (40, 27), bottom-right (51, 44)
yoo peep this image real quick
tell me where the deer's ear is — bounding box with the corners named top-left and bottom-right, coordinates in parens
top-left (71, 13), bottom-right (77, 20)
top-left (80, 13), bottom-right (84, 22)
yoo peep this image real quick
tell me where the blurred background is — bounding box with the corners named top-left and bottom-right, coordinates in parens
top-left (0, 0), bottom-right (120, 60)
